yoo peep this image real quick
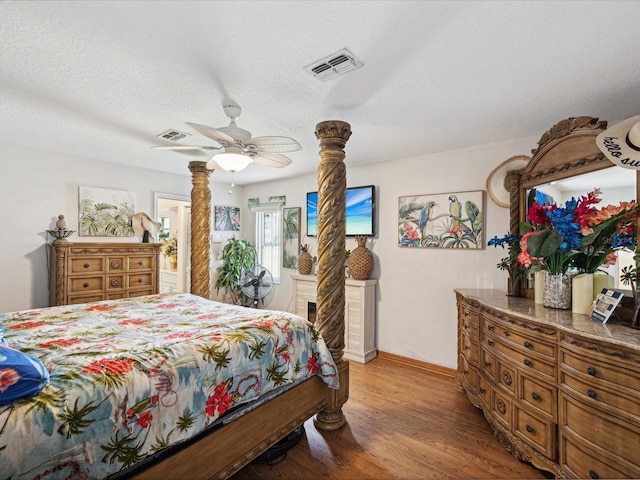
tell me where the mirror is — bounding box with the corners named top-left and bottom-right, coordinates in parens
top-left (506, 116), bottom-right (639, 301)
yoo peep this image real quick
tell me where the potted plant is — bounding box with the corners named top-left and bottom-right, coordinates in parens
top-left (215, 237), bottom-right (257, 305)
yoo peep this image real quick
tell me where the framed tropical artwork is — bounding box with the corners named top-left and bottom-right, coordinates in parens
top-left (282, 207), bottom-right (301, 268)
top-left (214, 206), bottom-right (240, 231)
top-left (398, 190), bottom-right (484, 249)
top-left (78, 186), bottom-right (135, 237)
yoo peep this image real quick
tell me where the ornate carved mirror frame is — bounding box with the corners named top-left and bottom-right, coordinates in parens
top-left (506, 116), bottom-right (640, 303)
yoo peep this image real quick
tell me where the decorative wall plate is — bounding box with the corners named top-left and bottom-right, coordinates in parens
top-left (486, 155), bottom-right (530, 208)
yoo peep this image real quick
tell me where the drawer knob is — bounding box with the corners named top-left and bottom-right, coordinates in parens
top-left (83, 263), bottom-right (89, 268)
top-left (464, 311), bottom-right (469, 317)
top-left (487, 340), bottom-right (494, 346)
top-left (587, 388), bottom-right (597, 399)
top-left (484, 361), bottom-right (491, 368)
top-left (523, 340), bottom-right (532, 349)
top-left (589, 470), bottom-right (599, 479)
top-left (531, 392), bottom-right (540, 401)
top-left (138, 278), bottom-right (143, 283)
top-left (138, 261), bottom-right (143, 266)
top-left (503, 330), bottom-right (510, 337)
top-left (586, 366), bottom-right (597, 376)
top-left (464, 324), bottom-right (468, 329)
top-left (523, 359), bottom-right (532, 367)
top-left (479, 387), bottom-right (485, 394)
top-left (487, 324), bottom-right (494, 331)
top-left (525, 424), bottom-right (535, 434)
top-left (82, 282), bottom-right (89, 288)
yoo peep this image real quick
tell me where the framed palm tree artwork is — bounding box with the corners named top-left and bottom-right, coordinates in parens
top-left (398, 190), bottom-right (484, 249)
top-left (78, 186), bottom-right (135, 237)
top-left (282, 207), bottom-right (301, 268)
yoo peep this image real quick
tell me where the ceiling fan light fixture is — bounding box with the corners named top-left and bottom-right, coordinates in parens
top-left (210, 152), bottom-right (253, 172)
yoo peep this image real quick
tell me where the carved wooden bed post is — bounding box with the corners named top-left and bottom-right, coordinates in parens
top-left (313, 120), bottom-right (351, 431)
top-left (188, 160), bottom-right (212, 299)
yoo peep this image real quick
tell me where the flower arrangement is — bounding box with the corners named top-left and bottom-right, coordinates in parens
top-left (488, 233), bottom-right (527, 296)
top-left (162, 235), bottom-right (178, 257)
top-left (520, 189), bottom-right (638, 274)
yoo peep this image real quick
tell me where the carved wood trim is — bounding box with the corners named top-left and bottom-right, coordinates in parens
top-left (560, 333), bottom-right (640, 363)
top-left (531, 116), bottom-right (607, 157)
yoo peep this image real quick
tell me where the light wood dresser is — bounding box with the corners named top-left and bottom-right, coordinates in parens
top-left (49, 242), bottom-right (161, 306)
top-left (456, 289), bottom-right (640, 479)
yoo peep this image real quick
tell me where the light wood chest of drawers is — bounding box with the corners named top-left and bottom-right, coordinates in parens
top-left (48, 242), bottom-right (161, 306)
top-left (456, 289), bottom-right (640, 479)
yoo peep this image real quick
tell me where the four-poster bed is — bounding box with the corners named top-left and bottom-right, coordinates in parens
top-left (0, 121), bottom-right (352, 479)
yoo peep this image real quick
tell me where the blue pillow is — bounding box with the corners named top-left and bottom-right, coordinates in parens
top-left (0, 345), bottom-right (50, 405)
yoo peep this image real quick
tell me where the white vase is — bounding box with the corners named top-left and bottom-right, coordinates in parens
top-left (592, 273), bottom-right (614, 301)
top-left (572, 273), bottom-right (594, 315)
top-left (534, 270), bottom-right (545, 304)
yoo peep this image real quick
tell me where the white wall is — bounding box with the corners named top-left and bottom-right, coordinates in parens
top-left (0, 143), bottom-right (242, 312)
top-left (243, 135), bottom-right (539, 369)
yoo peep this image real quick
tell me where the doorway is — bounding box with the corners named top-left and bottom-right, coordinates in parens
top-left (154, 192), bottom-right (191, 293)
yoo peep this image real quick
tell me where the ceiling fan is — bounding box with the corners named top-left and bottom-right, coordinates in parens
top-left (152, 104), bottom-right (301, 173)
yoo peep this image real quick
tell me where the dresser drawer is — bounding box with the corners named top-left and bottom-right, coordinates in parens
top-left (463, 322), bottom-right (479, 342)
top-left (68, 294), bottom-right (104, 305)
top-left (107, 256), bottom-right (125, 271)
top-left (69, 276), bottom-right (104, 293)
top-left (481, 347), bottom-right (496, 381)
top-left (128, 256), bottom-right (153, 271)
top-left (459, 354), bottom-right (478, 390)
top-left (561, 368), bottom-right (640, 421)
top-left (128, 288), bottom-right (154, 298)
top-left (561, 349), bottom-right (640, 395)
top-left (496, 359), bottom-right (516, 396)
top-left (459, 302), bottom-right (480, 327)
top-left (560, 392), bottom-right (640, 465)
top-left (462, 332), bottom-right (479, 367)
top-left (560, 432), bottom-right (638, 480)
top-left (128, 272), bottom-right (153, 288)
top-left (70, 257), bottom-right (104, 274)
top-left (484, 319), bottom-right (556, 361)
top-left (519, 373), bottom-right (556, 419)
top-left (477, 375), bottom-right (491, 407)
top-left (484, 334), bottom-right (556, 381)
top-left (514, 407), bottom-right (555, 459)
top-left (107, 274), bottom-right (125, 291)
top-left (492, 389), bottom-right (512, 429)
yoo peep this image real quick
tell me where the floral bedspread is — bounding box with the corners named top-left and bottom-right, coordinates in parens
top-left (0, 293), bottom-right (339, 479)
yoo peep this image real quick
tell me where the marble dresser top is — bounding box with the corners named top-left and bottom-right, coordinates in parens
top-left (455, 289), bottom-right (640, 351)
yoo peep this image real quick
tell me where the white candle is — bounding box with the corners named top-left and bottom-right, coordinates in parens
top-left (572, 273), bottom-right (594, 315)
top-left (534, 270), bottom-right (545, 304)
top-left (592, 273), bottom-right (614, 301)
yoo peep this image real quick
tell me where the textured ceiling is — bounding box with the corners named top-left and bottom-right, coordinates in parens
top-left (2, 1), bottom-right (640, 186)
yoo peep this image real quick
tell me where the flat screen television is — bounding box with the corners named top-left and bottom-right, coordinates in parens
top-left (306, 185), bottom-right (375, 237)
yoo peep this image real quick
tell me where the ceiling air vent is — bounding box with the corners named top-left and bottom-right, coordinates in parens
top-left (157, 129), bottom-right (191, 142)
top-left (304, 48), bottom-right (364, 82)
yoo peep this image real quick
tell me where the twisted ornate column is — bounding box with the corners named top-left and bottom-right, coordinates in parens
top-left (188, 161), bottom-right (212, 299)
top-left (313, 120), bottom-right (351, 431)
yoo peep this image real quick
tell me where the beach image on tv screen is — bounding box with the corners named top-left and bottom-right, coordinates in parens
top-left (307, 186), bottom-right (374, 236)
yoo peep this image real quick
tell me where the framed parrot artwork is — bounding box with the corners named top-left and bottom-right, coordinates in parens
top-left (398, 190), bottom-right (484, 249)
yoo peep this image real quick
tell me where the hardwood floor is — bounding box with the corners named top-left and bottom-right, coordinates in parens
top-left (232, 356), bottom-right (548, 479)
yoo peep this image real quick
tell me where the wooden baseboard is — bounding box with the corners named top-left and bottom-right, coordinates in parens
top-left (376, 351), bottom-right (455, 377)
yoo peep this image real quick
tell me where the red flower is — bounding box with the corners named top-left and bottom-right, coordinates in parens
top-left (307, 355), bottom-right (319, 374)
top-left (9, 321), bottom-right (46, 330)
top-left (83, 357), bottom-right (133, 376)
top-left (205, 382), bottom-right (233, 418)
top-left (527, 202), bottom-right (552, 226)
top-left (118, 319), bottom-right (147, 326)
top-left (85, 304), bottom-right (112, 312)
top-left (136, 410), bottom-right (153, 428)
top-left (39, 338), bottom-right (81, 349)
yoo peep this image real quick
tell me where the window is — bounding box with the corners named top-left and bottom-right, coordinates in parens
top-left (255, 209), bottom-right (281, 282)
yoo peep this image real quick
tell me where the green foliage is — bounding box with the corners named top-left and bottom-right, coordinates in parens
top-left (214, 237), bottom-right (257, 305)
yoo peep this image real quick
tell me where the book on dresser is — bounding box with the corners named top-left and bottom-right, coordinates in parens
top-left (455, 288), bottom-right (640, 480)
top-left (48, 242), bottom-right (161, 306)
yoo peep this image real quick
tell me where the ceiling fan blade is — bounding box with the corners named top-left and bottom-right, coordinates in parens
top-left (247, 136), bottom-right (302, 153)
top-left (251, 152), bottom-right (293, 168)
top-left (186, 122), bottom-right (236, 145)
top-left (151, 145), bottom-right (221, 151)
